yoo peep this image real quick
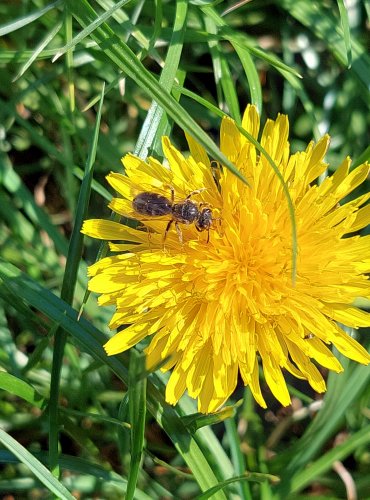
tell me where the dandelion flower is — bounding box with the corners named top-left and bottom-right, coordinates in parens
top-left (82, 105), bottom-right (370, 413)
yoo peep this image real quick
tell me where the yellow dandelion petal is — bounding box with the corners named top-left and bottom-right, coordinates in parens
top-left (220, 116), bottom-right (242, 160)
top-left (198, 366), bottom-right (227, 413)
top-left (331, 326), bottom-right (370, 364)
top-left (241, 104), bottom-right (260, 139)
top-left (262, 354), bottom-right (291, 407)
top-left (82, 219), bottom-right (145, 243)
top-left (87, 253), bottom-right (134, 277)
top-left (166, 363), bottom-right (187, 405)
top-left (187, 350), bottom-right (212, 398)
top-left (349, 199), bottom-right (370, 232)
top-left (161, 136), bottom-right (192, 191)
top-left (108, 197), bottom-right (135, 218)
top-left (104, 323), bottom-right (150, 355)
top-left (185, 131), bottom-right (211, 168)
top-left (106, 172), bottom-right (133, 199)
top-left (83, 105), bottom-right (370, 413)
top-left (248, 360), bottom-right (267, 408)
top-left (120, 154), bottom-right (173, 189)
top-left (324, 304), bottom-right (370, 328)
top-left (260, 113), bottom-right (290, 167)
top-left (285, 339), bottom-right (327, 393)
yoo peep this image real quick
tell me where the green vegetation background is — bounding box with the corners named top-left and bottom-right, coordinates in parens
top-left (0, 1), bottom-right (369, 499)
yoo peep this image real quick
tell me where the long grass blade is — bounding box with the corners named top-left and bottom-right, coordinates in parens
top-left (0, 0), bottom-right (62, 36)
top-left (66, 0), bottom-right (250, 187)
top-left (0, 428), bottom-right (74, 500)
top-left (126, 350), bottom-right (147, 500)
top-left (135, 0), bottom-right (189, 158)
top-left (0, 260), bottom-right (228, 499)
top-left (48, 84), bottom-right (106, 474)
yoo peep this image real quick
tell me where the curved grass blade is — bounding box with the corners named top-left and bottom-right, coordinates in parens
top-left (48, 84), bottom-right (106, 474)
top-left (0, 428), bottom-right (74, 500)
top-left (234, 122), bottom-right (298, 282)
top-left (126, 350), bottom-right (147, 500)
top-left (0, 260), bottom-right (228, 499)
top-left (135, 0), bottom-right (189, 159)
top-left (13, 20), bottom-right (63, 81)
top-left (0, 0), bottom-right (62, 36)
top-left (336, 0), bottom-right (352, 67)
top-left (197, 472), bottom-right (280, 500)
top-left (155, 84), bottom-right (298, 281)
top-left (0, 372), bottom-right (45, 409)
top-left (66, 0), bottom-right (249, 187)
top-left (279, 0), bottom-right (369, 89)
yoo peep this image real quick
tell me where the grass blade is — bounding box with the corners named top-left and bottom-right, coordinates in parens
top-left (0, 372), bottom-right (45, 409)
top-left (135, 0), bottom-right (189, 158)
top-left (0, 0), bottom-right (62, 36)
top-left (48, 84), bottom-right (106, 474)
top-left (53, 0), bottom-right (133, 62)
top-left (126, 350), bottom-right (147, 500)
top-left (0, 260), bottom-right (228, 499)
top-left (279, 0), bottom-right (369, 89)
top-left (290, 425), bottom-right (370, 494)
top-left (13, 20), bottom-right (63, 81)
top-left (0, 428), bottom-right (74, 500)
top-left (66, 0), bottom-right (249, 187)
top-left (336, 0), bottom-right (352, 67)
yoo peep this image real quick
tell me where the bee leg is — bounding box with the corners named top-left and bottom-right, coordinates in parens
top-left (163, 184), bottom-right (175, 203)
top-left (195, 224), bottom-right (210, 243)
top-left (185, 188), bottom-right (207, 200)
top-left (175, 222), bottom-right (183, 244)
top-left (163, 219), bottom-right (173, 245)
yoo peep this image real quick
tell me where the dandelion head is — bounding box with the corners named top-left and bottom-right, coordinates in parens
top-left (82, 105), bottom-right (370, 413)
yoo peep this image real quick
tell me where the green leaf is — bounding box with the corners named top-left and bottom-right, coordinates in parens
top-left (279, 0), bottom-right (369, 90)
top-left (126, 350), bottom-right (147, 500)
top-left (135, 0), bottom-right (189, 159)
top-left (65, 0), bottom-right (250, 187)
top-left (0, 372), bottom-right (45, 408)
top-left (198, 472), bottom-right (280, 500)
top-left (182, 406), bottom-right (235, 433)
top-left (290, 425), bottom-right (370, 494)
top-left (0, 428), bottom-right (75, 500)
top-left (49, 84), bottom-right (106, 475)
top-left (0, 260), bottom-right (229, 499)
top-left (0, 0), bottom-right (62, 36)
top-left (336, 0), bottom-right (352, 67)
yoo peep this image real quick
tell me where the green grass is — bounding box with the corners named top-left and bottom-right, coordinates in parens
top-left (0, 1), bottom-right (369, 499)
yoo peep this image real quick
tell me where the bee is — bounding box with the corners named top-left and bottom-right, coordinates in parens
top-left (132, 187), bottom-right (214, 243)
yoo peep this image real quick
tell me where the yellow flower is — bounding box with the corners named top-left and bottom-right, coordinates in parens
top-left (82, 105), bottom-right (370, 413)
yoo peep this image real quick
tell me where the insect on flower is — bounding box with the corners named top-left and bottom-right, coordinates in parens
top-left (83, 105), bottom-right (370, 414)
top-left (132, 187), bottom-right (214, 243)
